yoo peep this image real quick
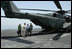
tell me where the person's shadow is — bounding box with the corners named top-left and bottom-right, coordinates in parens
top-left (1, 37), bottom-right (34, 44)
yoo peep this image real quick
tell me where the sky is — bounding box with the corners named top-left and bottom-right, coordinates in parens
top-left (1, 1), bottom-right (71, 30)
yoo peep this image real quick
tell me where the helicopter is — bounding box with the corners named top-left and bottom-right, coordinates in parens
top-left (1, 1), bottom-right (71, 34)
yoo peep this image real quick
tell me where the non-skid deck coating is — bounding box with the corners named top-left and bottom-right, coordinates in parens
top-left (1, 30), bottom-right (71, 48)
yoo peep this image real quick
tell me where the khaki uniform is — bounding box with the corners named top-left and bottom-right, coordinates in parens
top-left (22, 25), bottom-right (26, 38)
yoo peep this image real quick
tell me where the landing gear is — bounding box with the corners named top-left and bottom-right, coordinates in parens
top-left (52, 33), bottom-right (63, 40)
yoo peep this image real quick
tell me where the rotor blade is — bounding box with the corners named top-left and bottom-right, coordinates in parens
top-left (19, 8), bottom-right (56, 12)
top-left (67, 10), bottom-right (71, 11)
top-left (1, 16), bottom-right (7, 18)
top-left (54, 1), bottom-right (62, 10)
top-left (65, 10), bottom-right (71, 13)
top-left (66, 12), bottom-right (71, 14)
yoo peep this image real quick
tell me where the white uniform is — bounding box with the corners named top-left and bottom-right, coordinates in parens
top-left (22, 25), bottom-right (26, 38)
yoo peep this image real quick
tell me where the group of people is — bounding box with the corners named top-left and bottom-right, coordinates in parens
top-left (17, 23), bottom-right (33, 38)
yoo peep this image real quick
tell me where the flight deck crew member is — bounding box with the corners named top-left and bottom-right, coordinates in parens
top-left (22, 23), bottom-right (26, 38)
top-left (17, 24), bottom-right (21, 37)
